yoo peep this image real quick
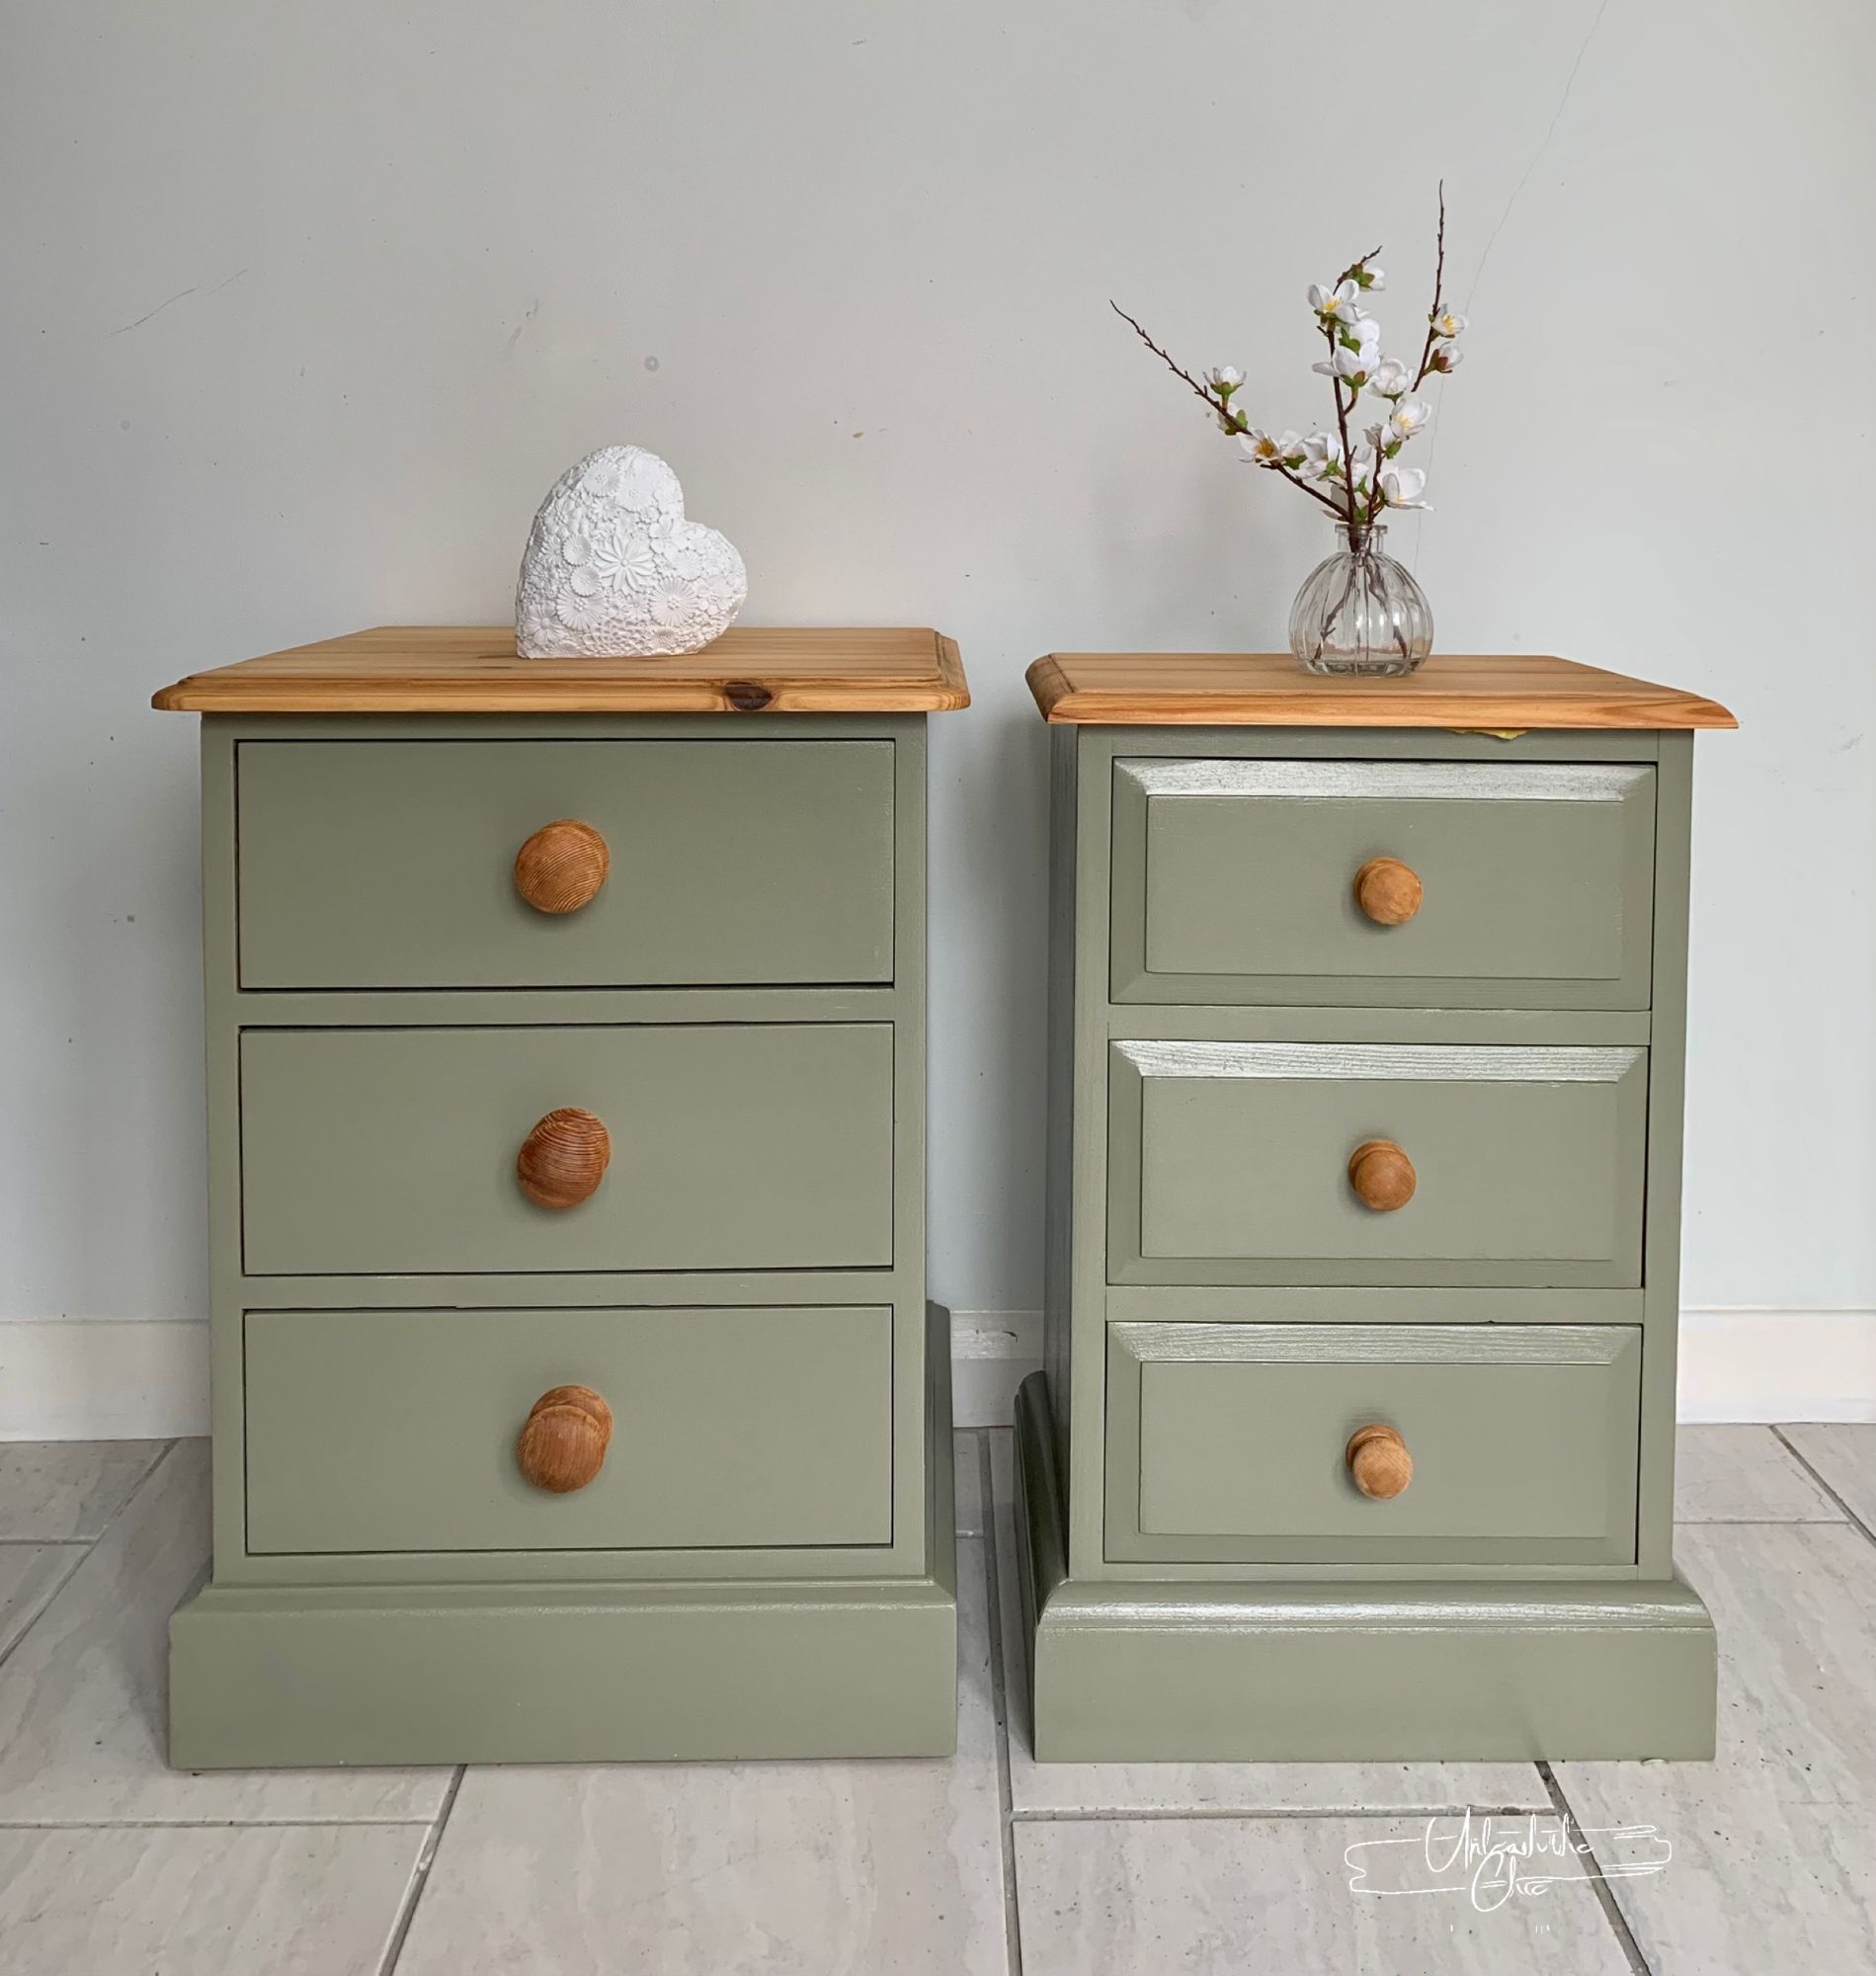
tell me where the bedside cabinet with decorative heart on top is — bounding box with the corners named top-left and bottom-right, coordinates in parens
top-left (1018, 650), bottom-right (1735, 1763)
top-left (153, 624), bottom-right (969, 1768)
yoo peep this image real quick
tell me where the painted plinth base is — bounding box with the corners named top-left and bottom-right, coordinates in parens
top-left (1013, 1373), bottom-right (1716, 1765)
top-left (169, 1332), bottom-right (958, 1770)
top-left (170, 1563), bottom-right (955, 1768)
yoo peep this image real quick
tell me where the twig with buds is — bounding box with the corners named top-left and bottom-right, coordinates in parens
top-left (1108, 303), bottom-right (1346, 518)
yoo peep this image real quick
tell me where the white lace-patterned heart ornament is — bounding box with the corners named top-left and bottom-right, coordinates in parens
top-left (515, 446), bottom-right (747, 658)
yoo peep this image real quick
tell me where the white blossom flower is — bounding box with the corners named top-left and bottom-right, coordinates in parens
top-left (1207, 365), bottom-right (1244, 396)
top-left (1368, 357), bottom-right (1413, 399)
top-left (1298, 431), bottom-right (1345, 481)
top-left (1427, 344), bottom-right (1464, 374)
top-left (1429, 305), bottom-right (1468, 339)
top-left (1313, 339), bottom-right (1379, 388)
top-left (1355, 265), bottom-right (1385, 291)
top-left (1384, 395), bottom-right (1431, 444)
top-left (1241, 428), bottom-right (1305, 467)
top-left (1307, 279), bottom-right (1364, 323)
top-left (1380, 464), bottom-right (1429, 509)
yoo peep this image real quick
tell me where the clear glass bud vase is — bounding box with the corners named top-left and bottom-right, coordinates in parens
top-left (1288, 522), bottom-right (1432, 677)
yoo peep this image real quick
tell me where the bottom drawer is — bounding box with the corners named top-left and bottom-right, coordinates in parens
top-left (1105, 1321), bottom-right (1640, 1567)
top-left (244, 1305), bottom-right (892, 1555)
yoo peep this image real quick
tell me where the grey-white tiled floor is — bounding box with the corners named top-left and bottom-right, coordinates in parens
top-left (1, 1425), bottom-right (1872, 1973)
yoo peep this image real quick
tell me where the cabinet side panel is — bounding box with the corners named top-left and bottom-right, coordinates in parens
top-left (202, 721), bottom-right (246, 1575)
top-left (890, 717), bottom-right (931, 1567)
top-left (1067, 730), bottom-right (1121, 1575)
top-left (1043, 726), bottom-right (1079, 1477)
top-left (1637, 730), bottom-right (1692, 1578)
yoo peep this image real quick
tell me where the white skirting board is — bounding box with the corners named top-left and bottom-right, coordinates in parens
top-left (1673, 1308), bottom-right (1876, 1424)
top-left (2, 1309), bottom-right (1874, 1439)
top-left (0, 1320), bottom-right (213, 1441)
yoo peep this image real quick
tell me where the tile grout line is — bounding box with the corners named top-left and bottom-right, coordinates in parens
top-left (979, 1436), bottom-right (1024, 1976)
top-left (954, 1426), bottom-right (987, 1535)
top-left (0, 1438), bottom-right (175, 1553)
top-left (377, 1764), bottom-right (465, 1976)
top-left (0, 1442), bottom-right (181, 1688)
top-left (1006, 1802), bottom-right (1551, 1825)
top-left (1771, 1427), bottom-right (1876, 1548)
top-left (1536, 1762), bottom-right (1654, 1976)
top-left (0, 1816), bottom-right (448, 1831)
top-left (1674, 1517), bottom-right (1851, 1526)
top-left (0, 1547), bottom-right (87, 1675)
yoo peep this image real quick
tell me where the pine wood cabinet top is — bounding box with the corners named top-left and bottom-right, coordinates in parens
top-left (153, 625), bottom-right (970, 715)
top-left (1026, 652), bottom-right (1734, 730)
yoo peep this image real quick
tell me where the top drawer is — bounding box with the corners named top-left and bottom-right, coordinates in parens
top-left (1110, 758), bottom-right (1656, 1009)
top-left (235, 738), bottom-right (895, 990)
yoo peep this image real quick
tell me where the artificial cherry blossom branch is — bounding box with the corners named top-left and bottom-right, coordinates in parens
top-left (1116, 192), bottom-right (1462, 535)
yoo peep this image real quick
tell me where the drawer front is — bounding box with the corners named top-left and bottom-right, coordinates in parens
top-left (240, 1023), bottom-right (892, 1276)
top-left (1105, 1321), bottom-right (1641, 1566)
top-left (236, 738), bottom-right (895, 989)
top-left (244, 1304), bottom-right (892, 1554)
top-left (1110, 759), bottom-right (1656, 1008)
top-left (1108, 1040), bottom-right (1647, 1288)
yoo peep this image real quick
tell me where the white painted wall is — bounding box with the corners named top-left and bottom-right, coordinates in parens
top-left (3, 0), bottom-right (1873, 1428)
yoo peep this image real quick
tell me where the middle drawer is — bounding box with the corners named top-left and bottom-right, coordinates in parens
top-left (240, 1023), bottom-right (894, 1276)
top-left (1108, 1038), bottom-right (1648, 1287)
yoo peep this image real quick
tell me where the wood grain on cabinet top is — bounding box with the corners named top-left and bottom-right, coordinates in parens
top-left (1026, 651), bottom-right (1734, 729)
top-left (153, 624), bottom-right (970, 714)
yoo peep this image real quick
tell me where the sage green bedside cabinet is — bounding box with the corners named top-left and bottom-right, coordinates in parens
top-left (153, 624), bottom-right (969, 1767)
top-left (1016, 650), bottom-right (1735, 1763)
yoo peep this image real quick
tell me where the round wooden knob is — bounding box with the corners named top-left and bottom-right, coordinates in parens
top-left (1348, 1138), bottom-right (1417, 1212)
top-left (1346, 1423), bottom-right (1414, 1500)
top-left (517, 1108), bottom-right (611, 1209)
top-left (515, 820), bottom-right (610, 915)
top-left (1354, 857), bottom-right (1423, 926)
top-left (517, 1384), bottom-right (613, 1493)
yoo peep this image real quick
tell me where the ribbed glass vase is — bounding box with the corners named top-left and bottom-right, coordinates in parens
top-left (1288, 522), bottom-right (1432, 677)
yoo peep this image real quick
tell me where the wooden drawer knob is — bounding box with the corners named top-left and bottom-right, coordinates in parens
top-left (1348, 1138), bottom-right (1416, 1212)
top-left (517, 1108), bottom-right (611, 1209)
top-left (517, 1384), bottom-right (613, 1493)
top-left (1354, 857), bottom-right (1423, 926)
top-left (1346, 1423), bottom-right (1413, 1500)
top-left (515, 819), bottom-right (610, 915)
